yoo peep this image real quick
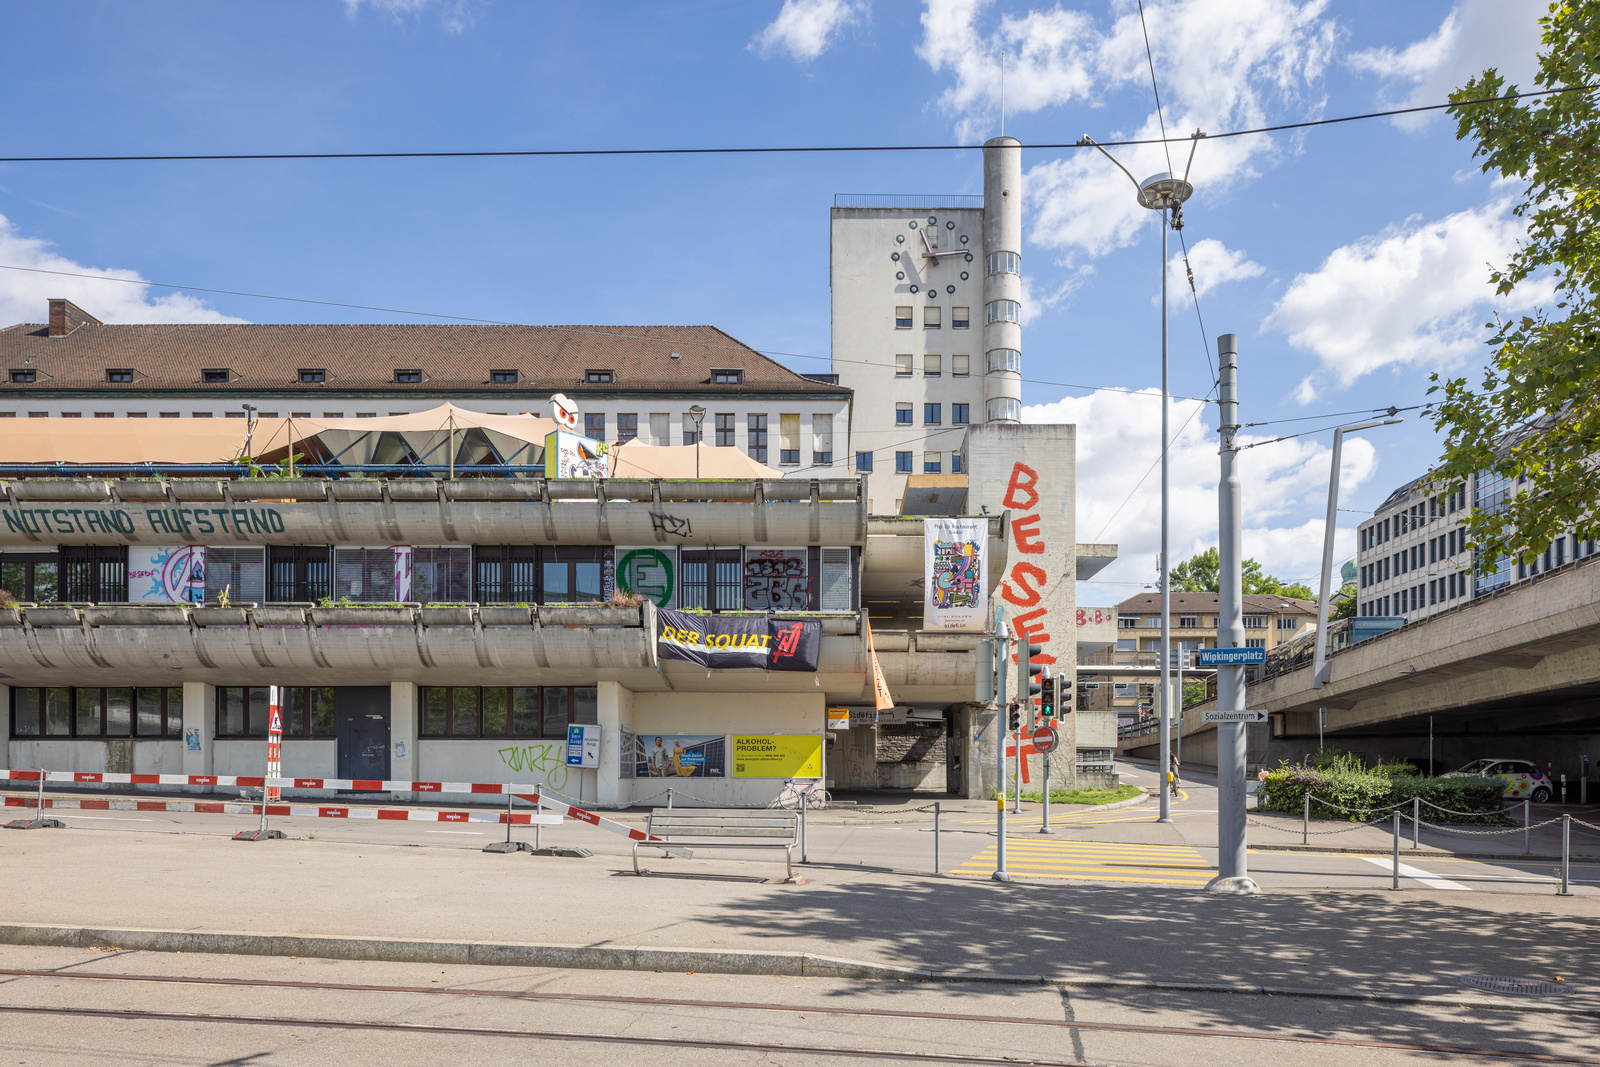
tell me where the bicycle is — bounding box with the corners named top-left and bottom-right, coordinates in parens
top-left (768, 779), bottom-right (830, 810)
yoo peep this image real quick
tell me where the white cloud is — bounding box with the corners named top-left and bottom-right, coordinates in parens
top-left (343, 0), bottom-right (476, 34)
top-left (1349, 0), bottom-right (1543, 130)
top-left (1165, 237), bottom-right (1264, 301)
top-left (1027, 386), bottom-right (1371, 598)
top-left (918, 0), bottom-right (1336, 258)
top-left (1265, 198), bottom-right (1546, 399)
top-left (752, 0), bottom-right (867, 61)
top-left (0, 214), bottom-right (245, 328)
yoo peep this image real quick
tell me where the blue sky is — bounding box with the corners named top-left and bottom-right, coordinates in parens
top-left (0, 0), bottom-right (1547, 599)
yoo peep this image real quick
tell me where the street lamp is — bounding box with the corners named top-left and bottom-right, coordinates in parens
top-left (1312, 416), bottom-right (1403, 689)
top-left (1080, 136), bottom-right (1193, 823)
top-left (686, 405), bottom-right (706, 479)
top-left (242, 404), bottom-right (257, 463)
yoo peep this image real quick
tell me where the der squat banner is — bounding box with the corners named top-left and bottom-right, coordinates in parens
top-left (656, 608), bottom-right (820, 671)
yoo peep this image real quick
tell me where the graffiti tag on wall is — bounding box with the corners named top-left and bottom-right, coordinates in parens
top-left (997, 462), bottom-right (1055, 666)
top-left (743, 549), bottom-right (809, 611)
top-left (496, 743), bottom-right (571, 792)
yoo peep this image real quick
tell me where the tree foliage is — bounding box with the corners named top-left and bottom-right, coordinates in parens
top-left (1167, 546), bottom-right (1317, 600)
top-left (1432, 4), bottom-right (1600, 562)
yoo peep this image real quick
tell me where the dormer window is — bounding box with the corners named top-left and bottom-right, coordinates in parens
top-left (711, 369), bottom-right (744, 384)
top-left (490, 369), bottom-right (518, 384)
top-left (394, 369), bottom-right (422, 383)
top-left (585, 369), bottom-right (614, 383)
top-left (106, 369), bottom-right (134, 383)
top-left (9, 369), bottom-right (36, 383)
top-left (202, 368), bottom-right (230, 383)
top-left (298, 369), bottom-right (326, 383)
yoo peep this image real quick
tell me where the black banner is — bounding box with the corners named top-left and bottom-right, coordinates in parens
top-left (657, 609), bottom-right (820, 671)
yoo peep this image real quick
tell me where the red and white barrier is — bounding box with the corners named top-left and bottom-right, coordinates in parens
top-left (3, 794), bottom-right (558, 824)
top-left (516, 789), bottom-right (658, 843)
top-left (1, 771), bottom-right (267, 788)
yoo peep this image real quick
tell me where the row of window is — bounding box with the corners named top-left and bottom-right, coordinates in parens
top-left (893, 354), bottom-right (971, 377)
top-left (1361, 529), bottom-right (1469, 589)
top-left (420, 686), bottom-right (597, 739)
top-left (894, 403), bottom-right (970, 426)
top-left (1361, 571), bottom-right (1469, 617)
top-left (1117, 614), bottom-right (1301, 630)
top-left (7, 367), bottom-right (700, 387)
top-left (893, 307), bottom-right (970, 329)
top-left (1358, 484), bottom-right (1466, 550)
top-left (880, 452), bottom-right (964, 474)
top-left (11, 687), bottom-right (184, 738)
top-left (579, 411), bottom-right (832, 467)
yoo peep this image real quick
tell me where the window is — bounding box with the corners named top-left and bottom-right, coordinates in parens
top-left (952, 307), bottom-right (969, 329)
top-left (924, 306), bottom-right (941, 329)
top-left (584, 413), bottom-right (605, 441)
top-left (542, 547), bottom-right (606, 604)
top-left (987, 348), bottom-right (1020, 373)
top-left (1178, 615), bottom-right (1197, 628)
top-left (714, 413), bottom-right (736, 447)
top-left (60, 546), bottom-right (126, 602)
top-left (1245, 638), bottom-right (1267, 649)
top-left (711, 369), bottom-right (743, 384)
top-left (1118, 617), bottom-right (1137, 629)
top-left (1143, 616), bottom-right (1161, 627)
top-left (61, 412), bottom-right (81, 418)
top-left (473, 545), bottom-right (538, 604)
top-left (29, 411), bottom-right (47, 417)
top-left (683, 413), bottom-right (703, 446)
top-left (290, 411), bottom-right (310, 418)
top-left (820, 547), bottom-right (853, 611)
top-left (896, 451), bottom-right (914, 473)
top-left (585, 369), bottom-right (614, 383)
top-left (206, 547), bottom-right (265, 604)
top-left (924, 354), bottom-right (941, 377)
top-left (225, 411), bottom-right (246, 418)
top-left (952, 403), bottom-right (969, 425)
top-left (298, 369), bottom-right (325, 383)
top-left (617, 413), bottom-right (638, 443)
top-left (679, 550), bottom-right (742, 611)
top-left (320, 412), bottom-right (340, 419)
top-left (217, 686), bottom-right (335, 739)
top-left (856, 451), bottom-right (873, 472)
top-left (333, 547), bottom-right (397, 603)
top-left (987, 397), bottom-right (1021, 422)
top-left (895, 306), bottom-right (913, 329)
top-left (812, 413), bottom-right (833, 465)
top-left (412, 547), bottom-right (472, 602)
top-left (924, 403), bottom-right (941, 425)
top-left (1, 553), bottom-right (59, 602)
top-left (986, 251), bottom-right (1021, 275)
top-left (747, 414), bottom-right (768, 462)
top-left (648, 412), bottom-right (670, 445)
top-left (895, 354), bottom-right (913, 377)
top-left (924, 451), bottom-right (941, 473)
top-left (268, 546), bottom-right (329, 602)
top-left (952, 452), bottom-right (963, 473)
top-left (1278, 616), bottom-right (1299, 631)
top-left (952, 355), bottom-right (970, 377)
top-left (394, 369), bottom-right (422, 383)
top-left (490, 369), bottom-right (518, 383)
top-left (202, 369), bottom-right (230, 383)
top-left (420, 686), bottom-right (594, 739)
top-left (13, 686), bottom-right (181, 740)
top-left (985, 300), bottom-right (1021, 325)
top-left (896, 403), bottom-right (914, 425)
top-left (94, 412), bottom-right (113, 418)
top-left (779, 413), bottom-right (800, 464)
top-left (106, 369), bottom-right (134, 383)
top-left (1243, 615), bottom-right (1266, 628)
top-left (9, 370), bottom-right (36, 383)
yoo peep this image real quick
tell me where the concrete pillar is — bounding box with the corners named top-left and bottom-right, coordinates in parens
top-left (181, 681), bottom-right (214, 792)
top-left (0, 684), bottom-right (9, 770)
top-left (595, 680), bottom-right (629, 806)
top-left (390, 681), bottom-right (417, 799)
top-left (982, 136), bottom-right (1023, 425)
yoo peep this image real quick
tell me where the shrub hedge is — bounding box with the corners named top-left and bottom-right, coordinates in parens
top-left (1259, 766), bottom-right (1510, 825)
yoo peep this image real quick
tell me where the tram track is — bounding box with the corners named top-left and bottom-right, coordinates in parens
top-left (1, 967), bottom-right (1594, 1064)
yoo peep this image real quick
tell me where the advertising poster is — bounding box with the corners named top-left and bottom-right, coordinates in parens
top-left (542, 429), bottom-right (609, 479)
top-left (730, 735), bottom-right (823, 778)
top-left (923, 517), bottom-right (987, 630)
top-left (656, 608), bottom-right (820, 671)
top-left (742, 547), bottom-right (809, 611)
top-left (129, 546), bottom-right (205, 603)
top-left (620, 732), bottom-right (726, 778)
top-left (615, 546), bottom-right (677, 607)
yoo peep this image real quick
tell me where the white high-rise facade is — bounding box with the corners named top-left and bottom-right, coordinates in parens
top-left (831, 138), bottom-right (1023, 513)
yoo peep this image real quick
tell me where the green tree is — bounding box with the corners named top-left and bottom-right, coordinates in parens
top-left (1432, 5), bottom-right (1600, 562)
top-left (1168, 547), bottom-right (1317, 601)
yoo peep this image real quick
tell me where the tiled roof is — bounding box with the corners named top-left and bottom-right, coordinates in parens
top-left (1114, 592), bottom-right (1320, 614)
top-left (0, 319), bottom-right (845, 395)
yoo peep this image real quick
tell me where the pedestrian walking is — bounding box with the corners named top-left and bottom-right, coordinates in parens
top-left (1168, 753), bottom-right (1181, 798)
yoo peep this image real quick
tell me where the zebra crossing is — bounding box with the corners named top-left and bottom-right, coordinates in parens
top-left (952, 838), bottom-right (1216, 886)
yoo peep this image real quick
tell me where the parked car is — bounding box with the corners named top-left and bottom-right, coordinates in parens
top-left (1445, 758), bottom-right (1551, 802)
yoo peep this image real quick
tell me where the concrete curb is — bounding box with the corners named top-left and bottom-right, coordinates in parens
top-left (2, 922), bottom-right (1596, 1017)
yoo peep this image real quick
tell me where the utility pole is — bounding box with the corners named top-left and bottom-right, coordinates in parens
top-left (994, 618), bottom-right (1011, 882)
top-left (1208, 333), bottom-right (1258, 894)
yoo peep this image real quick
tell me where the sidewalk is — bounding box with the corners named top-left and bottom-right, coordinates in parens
top-left (3, 818), bottom-right (1599, 1002)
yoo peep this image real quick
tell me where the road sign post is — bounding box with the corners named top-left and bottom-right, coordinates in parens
top-left (1033, 725), bottom-right (1059, 835)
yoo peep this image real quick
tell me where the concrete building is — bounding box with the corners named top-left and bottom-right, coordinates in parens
top-left (1, 300), bottom-right (849, 474)
top-left (830, 137), bottom-right (1023, 514)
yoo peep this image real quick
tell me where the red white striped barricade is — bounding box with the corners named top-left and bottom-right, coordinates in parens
top-left (3, 793), bottom-right (563, 824)
top-left (265, 686), bottom-right (283, 804)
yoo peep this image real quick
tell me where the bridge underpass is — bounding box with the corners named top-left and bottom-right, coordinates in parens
top-left (1121, 555), bottom-right (1600, 784)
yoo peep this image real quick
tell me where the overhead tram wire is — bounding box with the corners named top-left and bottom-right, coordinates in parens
top-left (0, 86), bottom-right (1589, 165)
top-left (0, 261), bottom-right (1217, 404)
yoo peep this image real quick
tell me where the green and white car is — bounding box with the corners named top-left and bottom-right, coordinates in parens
top-left (1446, 758), bottom-right (1552, 803)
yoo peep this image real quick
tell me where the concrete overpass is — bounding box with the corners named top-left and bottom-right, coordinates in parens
top-left (1122, 554), bottom-right (1600, 777)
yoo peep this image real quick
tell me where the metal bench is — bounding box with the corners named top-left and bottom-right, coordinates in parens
top-left (633, 808), bottom-right (801, 880)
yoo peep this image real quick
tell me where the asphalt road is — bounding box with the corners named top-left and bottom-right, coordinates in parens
top-left (1, 944), bottom-right (1592, 1067)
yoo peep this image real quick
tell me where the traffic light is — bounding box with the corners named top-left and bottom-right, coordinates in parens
top-left (1058, 673), bottom-right (1073, 714)
top-left (1007, 702), bottom-right (1021, 732)
top-left (1040, 670), bottom-right (1055, 718)
top-left (1023, 641), bottom-right (1045, 701)
top-left (975, 638), bottom-right (996, 703)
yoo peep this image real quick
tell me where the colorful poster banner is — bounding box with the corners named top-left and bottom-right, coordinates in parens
top-left (923, 517), bottom-right (987, 630)
top-left (543, 429), bottom-right (608, 479)
top-left (129, 546), bottom-right (205, 603)
top-left (620, 733), bottom-right (726, 778)
top-left (730, 735), bottom-right (823, 779)
top-left (656, 608), bottom-right (820, 671)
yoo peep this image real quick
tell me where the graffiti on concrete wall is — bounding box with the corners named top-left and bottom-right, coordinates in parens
top-left (997, 462), bottom-right (1055, 666)
top-left (496, 742), bottom-right (571, 792)
top-left (742, 548), bottom-right (809, 611)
